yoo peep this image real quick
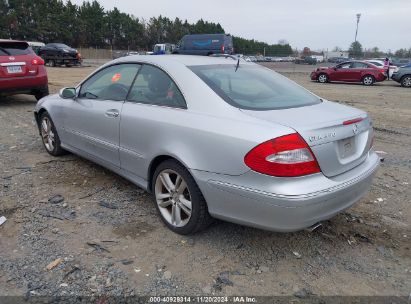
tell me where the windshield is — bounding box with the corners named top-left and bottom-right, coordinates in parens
top-left (189, 64), bottom-right (321, 110)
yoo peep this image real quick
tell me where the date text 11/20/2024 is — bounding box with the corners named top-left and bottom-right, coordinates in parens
top-left (149, 296), bottom-right (257, 303)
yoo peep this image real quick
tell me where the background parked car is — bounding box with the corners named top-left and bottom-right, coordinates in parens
top-left (39, 43), bottom-right (82, 67)
top-left (27, 41), bottom-right (45, 55)
top-left (391, 58), bottom-right (411, 67)
top-left (0, 39), bottom-right (48, 100)
top-left (391, 64), bottom-right (411, 87)
top-left (328, 57), bottom-right (351, 63)
top-left (295, 56), bottom-right (317, 65)
top-left (365, 60), bottom-right (398, 77)
top-left (174, 34), bottom-right (233, 56)
top-left (311, 61), bottom-right (386, 85)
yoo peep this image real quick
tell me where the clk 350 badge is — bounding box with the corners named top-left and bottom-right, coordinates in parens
top-left (309, 132), bottom-right (336, 142)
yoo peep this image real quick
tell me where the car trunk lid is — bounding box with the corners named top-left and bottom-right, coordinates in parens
top-left (241, 101), bottom-right (373, 177)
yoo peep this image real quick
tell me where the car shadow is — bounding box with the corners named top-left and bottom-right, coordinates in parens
top-left (0, 95), bottom-right (37, 107)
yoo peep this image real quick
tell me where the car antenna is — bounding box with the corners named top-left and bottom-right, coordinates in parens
top-left (235, 58), bottom-right (240, 72)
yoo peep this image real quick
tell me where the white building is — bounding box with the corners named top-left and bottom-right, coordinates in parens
top-left (325, 51), bottom-right (349, 60)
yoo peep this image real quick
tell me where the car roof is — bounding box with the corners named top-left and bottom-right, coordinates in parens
top-left (113, 54), bottom-right (255, 67)
top-left (0, 39), bottom-right (28, 44)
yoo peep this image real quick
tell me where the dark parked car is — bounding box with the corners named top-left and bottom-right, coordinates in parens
top-left (310, 61), bottom-right (386, 85)
top-left (174, 34), bottom-right (234, 56)
top-left (295, 57), bottom-right (317, 65)
top-left (391, 58), bottom-right (411, 67)
top-left (38, 43), bottom-right (82, 67)
top-left (0, 39), bottom-right (48, 100)
top-left (391, 64), bottom-right (411, 87)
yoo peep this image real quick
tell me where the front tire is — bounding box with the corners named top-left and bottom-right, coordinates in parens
top-left (362, 75), bottom-right (375, 86)
top-left (153, 160), bottom-right (213, 234)
top-left (317, 73), bottom-right (329, 83)
top-left (39, 112), bottom-right (65, 156)
top-left (400, 75), bottom-right (411, 87)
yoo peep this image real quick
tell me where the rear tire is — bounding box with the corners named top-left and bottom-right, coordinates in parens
top-left (317, 73), bottom-right (329, 83)
top-left (48, 60), bottom-right (56, 67)
top-left (39, 112), bottom-right (65, 156)
top-left (152, 160), bottom-right (213, 234)
top-left (362, 75), bottom-right (375, 86)
top-left (34, 86), bottom-right (49, 101)
top-left (400, 75), bottom-right (411, 87)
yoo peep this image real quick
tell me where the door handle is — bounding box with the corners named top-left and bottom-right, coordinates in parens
top-left (105, 109), bottom-right (119, 118)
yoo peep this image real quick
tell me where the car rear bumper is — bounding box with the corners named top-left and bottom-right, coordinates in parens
top-left (191, 151), bottom-right (380, 232)
top-left (0, 74), bottom-right (48, 94)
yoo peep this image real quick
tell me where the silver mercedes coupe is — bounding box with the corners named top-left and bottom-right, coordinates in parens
top-left (34, 55), bottom-right (380, 234)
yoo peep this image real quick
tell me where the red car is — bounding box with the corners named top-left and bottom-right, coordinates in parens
top-left (310, 61), bottom-right (387, 86)
top-left (0, 39), bottom-right (48, 100)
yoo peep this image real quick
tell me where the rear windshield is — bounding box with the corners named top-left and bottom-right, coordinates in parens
top-left (189, 64), bottom-right (321, 110)
top-left (0, 42), bottom-right (31, 56)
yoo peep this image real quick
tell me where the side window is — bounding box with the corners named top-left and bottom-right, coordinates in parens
top-left (338, 63), bottom-right (351, 69)
top-left (79, 64), bottom-right (140, 101)
top-left (351, 62), bottom-right (368, 68)
top-left (127, 65), bottom-right (186, 108)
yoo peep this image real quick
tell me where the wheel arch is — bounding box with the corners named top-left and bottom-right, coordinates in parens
top-left (147, 154), bottom-right (190, 193)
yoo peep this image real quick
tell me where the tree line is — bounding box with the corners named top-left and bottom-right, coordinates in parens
top-left (0, 0), bottom-right (293, 56)
top-left (343, 42), bottom-right (411, 59)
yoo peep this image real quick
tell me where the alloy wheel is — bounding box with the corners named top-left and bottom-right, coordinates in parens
top-left (318, 74), bottom-right (327, 83)
top-left (40, 117), bottom-right (55, 152)
top-left (363, 76), bottom-right (374, 85)
top-left (155, 169), bottom-right (192, 227)
top-left (402, 76), bottom-right (411, 87)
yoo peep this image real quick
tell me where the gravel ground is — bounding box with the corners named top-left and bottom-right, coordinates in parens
top-left (0, 63), bottom-right (410, 300)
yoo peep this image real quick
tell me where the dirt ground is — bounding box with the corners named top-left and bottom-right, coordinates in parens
top-left (0, 62), bottom-right (410, 300)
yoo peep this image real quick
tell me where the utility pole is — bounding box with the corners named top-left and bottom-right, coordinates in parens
top-left (354, 13), bottom-right (361, 42)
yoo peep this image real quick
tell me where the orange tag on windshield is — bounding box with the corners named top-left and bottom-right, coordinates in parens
top-left (112, 73), bottom-right (121, 82)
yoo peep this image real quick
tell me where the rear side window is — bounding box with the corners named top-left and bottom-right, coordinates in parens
top-left (351, 62), bottom-right (369, 68)
top-left (189, 64), bottom-right (320, 110)
top-left (0, 42), bottom-right (32, 56)
top-left (127, 64), bottom-right (186, 108)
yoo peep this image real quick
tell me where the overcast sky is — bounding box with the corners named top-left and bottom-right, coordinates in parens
top-left (70, 0), bottom-right (410, 52)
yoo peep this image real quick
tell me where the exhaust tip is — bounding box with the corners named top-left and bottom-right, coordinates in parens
top-left (305, 222), bottom-right (323, 232)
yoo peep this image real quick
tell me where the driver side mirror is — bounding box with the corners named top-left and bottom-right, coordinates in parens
top-left (59, 87), bottom-right (76, 99)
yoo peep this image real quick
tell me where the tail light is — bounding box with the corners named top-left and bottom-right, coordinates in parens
top-left (31, 56), bottom-right (45, 65)
top-left (244, 133), bottom-right (321, 177)
top-left (221, 45), bottom-right (225, 53)
top-left (343, 117), bottom-right (363, 125)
